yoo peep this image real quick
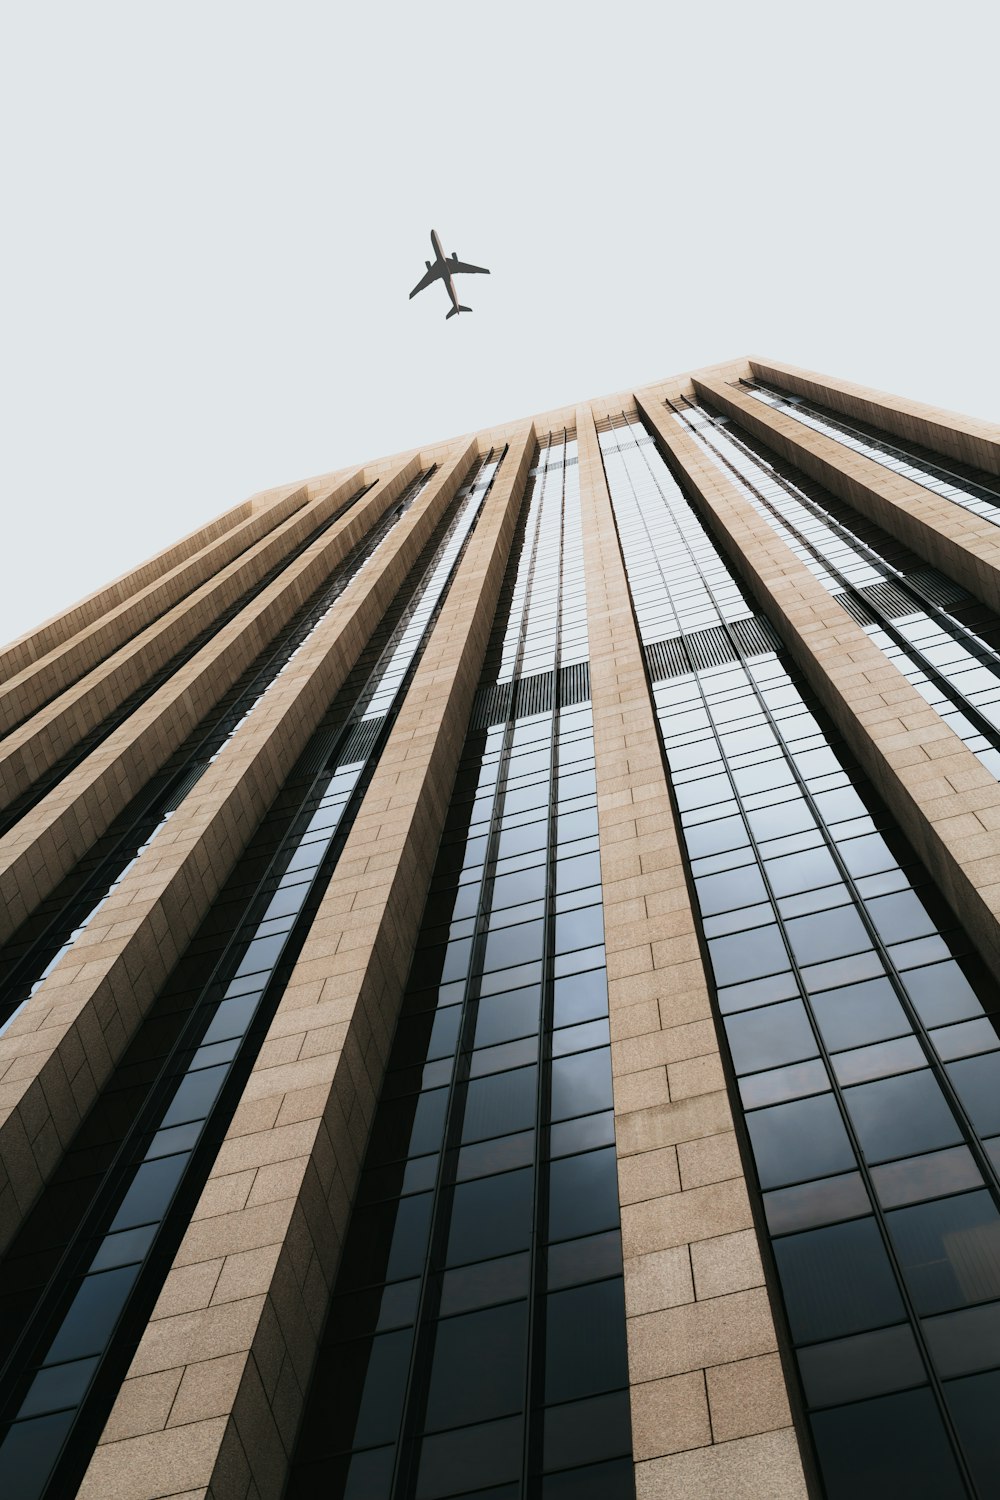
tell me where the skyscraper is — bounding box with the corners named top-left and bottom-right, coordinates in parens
top-left (1, 357), bottom-right (999, 1500)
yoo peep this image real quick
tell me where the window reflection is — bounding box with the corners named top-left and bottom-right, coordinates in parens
top-left (599, 407), bottom-right (1000, 1495)
top-left (286, 433), bottom-right (633, 1498)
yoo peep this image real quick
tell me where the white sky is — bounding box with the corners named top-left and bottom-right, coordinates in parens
top-left (2, 0), bottom-right (998, 647)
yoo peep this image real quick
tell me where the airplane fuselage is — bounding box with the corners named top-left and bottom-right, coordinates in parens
top-left (430, 229), bottom-right (460, 314)
top-left (409, 227), bottom-right (487, 318)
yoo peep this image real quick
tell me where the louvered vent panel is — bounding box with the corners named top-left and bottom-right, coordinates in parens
top-left (594, 410), bottom-right (639, 433)
top-left (685, 625), bottom-right (739, 672)
top-left (645, 637), bottom-right (692, 682)
top-left (513, 671), bottom-right (554, 720)
top-left (167, 764), bottom-right (206, 807)
top-left (559, 661), bottom-right (591, 708)
top-left (837, 593), bottom-right (876, 626)
top-left (729, 616), bottom-right (782, 659)
top-left (645, 615), bottom-right (781, 683)
top-left (471, 681), bottom-right (514, 731)
top-left (858, 580), bottom-right (921, 620)
top-left (337, 716), bottom-right (385, 767)
top-left (905, 566), bottom-right (971, 610)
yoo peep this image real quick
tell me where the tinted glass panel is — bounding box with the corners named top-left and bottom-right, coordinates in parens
top-left (746, 1093), bottom-right (855, 1189)
top-left (844, 1071), bottom-right (962, 1164)
top-left (773, 1218), bottom-right (904, 1343)
top-left (810, 1387), bottom-right (965, 1499)
top-left (545, 1280), bottom-right (628, 1404)
top-left (424, 1303), bottom-right (528, 1430)
top-left (447, 1171), bottom-right (534, 1267)
top-left (886, 1192), bottom-right (1000, 1314)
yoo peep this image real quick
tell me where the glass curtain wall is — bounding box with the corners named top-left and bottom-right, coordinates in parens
top-left (738, 380), bottom-right (1000, 532)
top-left (0, 452), bottom-right (503, 1500)
top-left (286, 433), bottom-right (636, 1500)
top-left (598, 412), bottom-right (1000, 1500)
top-left (0, 469), bottom-right (439, 1037)
top-left (670, 400), bottom-right (1000, 782)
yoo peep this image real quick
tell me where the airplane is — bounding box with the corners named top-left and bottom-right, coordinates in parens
top-left (409, 228), bottom-right (490, 320)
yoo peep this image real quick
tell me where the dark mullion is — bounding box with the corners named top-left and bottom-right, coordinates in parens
top-left (522, 430), bottom-right (569, 1497)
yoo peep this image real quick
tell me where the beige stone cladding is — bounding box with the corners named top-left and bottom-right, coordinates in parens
top-left (74, 426), bottom-right (535, 1500)
top-left (640, 393), bottom-right (1000, 982)
top-left (0, 483), bottom-right (310, 739)
top-left (0, 481), bottom-right (344, 814)
top-left (575, 405), bottom-right (808, 1500)
top-left (0, 491), bottom-right (266, 688)
top-left (0, 462), bottom-right (414, 945)
top-left (696, 376), bottom-right (1000, 619)
top-left (0, 444), bottom-right (475, 1252)
top-left (750, 357), bottom-right (1000, 480)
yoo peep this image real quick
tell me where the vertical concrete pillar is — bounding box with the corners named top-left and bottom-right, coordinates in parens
top-left (0, 444), bottom-right (473, 1249)
top-left (748, 358), bottom-right (1000, 479)
top-left (694, 376), bottom-right (1000, 616)
top-left (75, 427), bottom-right (536, 1500)
top-left (576, 404), bottom-right (808, 1499)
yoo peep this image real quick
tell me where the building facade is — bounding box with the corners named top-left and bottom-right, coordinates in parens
top-left (1, 359), bottom-right (1000, 1499)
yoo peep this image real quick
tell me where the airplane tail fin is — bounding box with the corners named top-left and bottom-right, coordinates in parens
top-left (446, 305), bottom-right (472, 320)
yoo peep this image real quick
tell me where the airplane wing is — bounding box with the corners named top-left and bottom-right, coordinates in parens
top-left (450, 261), bottom-right (490, 277)
top-left (409, 263), bottom-right (444, 299)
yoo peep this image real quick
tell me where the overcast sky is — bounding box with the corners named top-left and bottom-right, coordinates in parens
top-left (2, 0), bottom-right (997, 647)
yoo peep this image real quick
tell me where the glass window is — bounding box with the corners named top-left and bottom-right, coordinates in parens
top-left (810, 977), bottom-right (909, 1052)
top-left (870, 1146), bottom-right (982, 1210)
top-left (415, 1415), bottom-right (523, 1500)
top-left (542, 1391), bottom-right (633, 1472)
top-left (424, 1303), bottom-right (528, 1431)
top-left (904, 962), bottom-right (985, 1028)
top-left (947, 1052), bottom-right (1000, 1136)
top-left (547, 1231), bottom-right (623, 1291)
top-left (843, 1071), bottom-right (962, 1164)
top-left (446, 1170), bottom-right (534, 1268)
top-left (708, 925), bottom-right (788, 987)
top-left (552, 971), bottom-right (609, 1028)
top-left (747, 1093), bottom-right (855, 1190)
top-left (810, 1387), bottom-right (965, 1500)
top-left (337, 1194), bottom-right (433, 1291)
top-left (695, 862), bottom-right (767, 915)
top-left (724, 998), bottom-right (817, 1075)
top-left (763, 1173), bottom-right (870, 1237)
top-left (108, 1153), bottom-right (188, 1232)
top-left (831, 1035), bottom-right (925, 1087)
top-left (740, 1059), bottom-right (829, 1110)
top-left (886, 1191), bottom-right (1000, 1314)
top-left (461, 1069), bottom-right (538, 1143)
top-left (438, 1254), bottom-right (530, 1318)
top-left (17, 1357), bottom-right (100, 1420)
top-left (544, 1280), bottom-right (628, 1404)
top-left (548, 1150), bottom-right (620, 1243)
top-left (797, 1323), bottom-right (925, 1409)
top-left (945, 1370), bottom-right (1000, 1498)
top-left (867, 891), bottom-right (937, 945)
top-left (773, 1217), bottom-right (904, 1344)
top-left (785, 906), bottom-right (871, 967)
top-left (924, 1301), bottom-right (1000, 1379)
top-left (541, 1456), bottom-right (636, 1499)
top-left (43, 1265), bottom-right (140, 1364)
top-left (550, 1050), bottom-right (613, 1122)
